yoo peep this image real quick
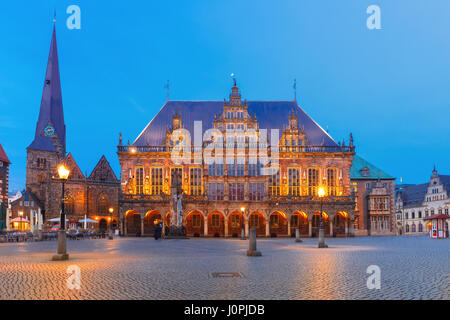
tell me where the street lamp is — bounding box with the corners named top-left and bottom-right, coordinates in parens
top-left (52, 164), bottom-right (70, 261)
top-left (108, 207), bottom-right (114, 239)
top-left (240, 207), bottom-right (246, 240)
top-left (318, 186), bottom-right (328, 248)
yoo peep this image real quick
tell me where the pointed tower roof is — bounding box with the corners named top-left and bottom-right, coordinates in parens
top-left (28, 24), bottom-right (66, 154)
top-left (0, 143), bottom-right (10, 164)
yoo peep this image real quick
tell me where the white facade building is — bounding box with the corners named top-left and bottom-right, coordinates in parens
top-left (395, 167), bottom-right (450, 235)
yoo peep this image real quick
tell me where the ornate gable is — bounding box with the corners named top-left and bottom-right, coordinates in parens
top-left (89, 156), bottom-right (118, 182)
top-left (64, 153), bottom-right (84, 180)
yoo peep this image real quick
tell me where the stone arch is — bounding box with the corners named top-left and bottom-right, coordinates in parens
top-left (249, 211), bottom-right (266, 236)
top-left (125, 210), bottom-right (141, 236)
top-left (269, 211), bottom-right (288, 237)
top-left (311, 211), bottom-right (330, 237)
top-left (228, 210), bottom-right (244, 238)
top-left (290, 211), bottom-right (308, 236)
top-left (144, 210), bottom-right (162, 235)
top-left (334, 211), bottom-right (349, 236)
top-left (207, 211), bottom-right (225, 237)
top-left (185, 210), bottom-right (205, 237)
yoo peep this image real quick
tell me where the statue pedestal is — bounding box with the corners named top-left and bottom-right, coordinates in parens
top-left (164, 226), bottom-right (189, 239)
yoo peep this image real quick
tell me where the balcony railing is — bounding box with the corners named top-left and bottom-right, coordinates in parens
top-left (118, 145), bottom-right (355, 153)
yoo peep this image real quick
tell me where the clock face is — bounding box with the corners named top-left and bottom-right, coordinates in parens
top-left (44, 125), bottom-right (55, 136)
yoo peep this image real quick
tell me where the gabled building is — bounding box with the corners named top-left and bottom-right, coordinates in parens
top-left (396, 166), bottom-right (450, 235)
top-left (25, 24), bottom-right (120, 231)
top-left (350, 155), bottom-right (396, 235)
top-left (118, 82), bottom-right (357, 238)
top-left (0, 143), bottom-right (10, 230)
top-left (0, 143), bottom-right (10, 208)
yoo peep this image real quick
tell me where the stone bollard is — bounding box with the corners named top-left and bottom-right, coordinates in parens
top-left (295, 228), bottom-right (302, 243)
top-left (247, 228), bottom-right (261, 256)
top-left (318, 228), bottom-right (328, 248)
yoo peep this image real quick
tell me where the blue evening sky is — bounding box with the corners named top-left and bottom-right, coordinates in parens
top-left (1, 0), bottom-right (449, 191)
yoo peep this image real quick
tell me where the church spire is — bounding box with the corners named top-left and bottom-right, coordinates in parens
top-left (27, 23), bottom-right (66, 156)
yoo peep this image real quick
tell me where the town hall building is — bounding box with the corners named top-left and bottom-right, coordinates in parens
top-left (118, 82), bottom-right (359, 238)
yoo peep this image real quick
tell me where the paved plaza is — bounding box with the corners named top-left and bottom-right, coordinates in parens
top-left (0, 236), bottom-right (448, 300)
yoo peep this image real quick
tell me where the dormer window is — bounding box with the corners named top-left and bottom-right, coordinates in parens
top-left (361, 167), bottom-right (370, 177)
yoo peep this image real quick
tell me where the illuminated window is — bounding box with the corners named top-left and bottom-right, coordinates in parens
top-left (308, 168), bottom-right (319, 196)
top-left (231, 214), bottom-right (241, 227)
top-left (327, 168), bottom-right (337, 196)
top-left (135, 167), bottom-right (144, 194)
top-left (250, 214), bottom-right (259, 228)
top-left (37, 158), bottom-right (46, 168)
top-left (189, 168), bottom-right (202, 195)
top-left (288, 168), bottom-right (301, 196)
top-left (270, 214), bottom-right (279, 228)
top-left (269, 171), bottom-right (281, 196)
top-left (151, 168), bottom-right (163, 195)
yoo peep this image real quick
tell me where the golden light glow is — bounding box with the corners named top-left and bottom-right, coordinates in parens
top-left (108, 207), bottom-right (114, 213)
top-left (131, 148), bottom-right (137, 154)
top-left (18, 211), bottom-right (23, 216)
top-left (240, 207), bottom-right (245, 213)
top-left (58, 165), bottom-right (70, 180)
top-left (318, 186), bottom-right (326, 197)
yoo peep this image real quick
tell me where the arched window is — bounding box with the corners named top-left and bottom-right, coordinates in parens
top-left (418, 223), bottom-right (423, 232)
top-left (411, 224), bottom-right (416, 232)
top-left (97, 194), bottom-right (108, 215)
top-left (64, 192), bottom-right (74, 214)
top-left (405, 224), bottom-right (410, 232)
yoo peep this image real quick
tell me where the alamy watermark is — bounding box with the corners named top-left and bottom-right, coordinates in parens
top-left (66, 265), bottom-right (81, 290)
top-left (366, 265), bottom-right (381, 289)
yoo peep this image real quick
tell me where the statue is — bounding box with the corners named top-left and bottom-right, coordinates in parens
top-left (167, 169), bottom-right (186, 237)
top-left (119, 133), bottom-right (123, 146)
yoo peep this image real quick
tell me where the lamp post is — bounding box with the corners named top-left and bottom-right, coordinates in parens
top-left (240, 207), bottom-right (246, 240)
top-left (52, 164), bottom-right (70, 261)
top-left (108, 207), bottom-right (114, 239)
top-left (318, 186), bottom-right (328, 248)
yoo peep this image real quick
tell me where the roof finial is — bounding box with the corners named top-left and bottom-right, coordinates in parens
top-left (432, 164), bottom-right (437, 175)
top-left (293, 78), bottom-right (297, 102)
top-left (164, 80), bottom-right (170, 101)
top-left (53, 9), bottom-right (56, 23)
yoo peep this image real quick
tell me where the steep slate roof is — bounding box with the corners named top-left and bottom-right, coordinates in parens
top-left (133, 100), bottom-right (337, 147)
top-left (28, 25), bottom-right (65, 153)
top-left (398, 183), bottom-right (428, 208)
top-left (0, 143), bottom-right (10, 164)
top-left (350, 155), bottom-right (394, 180)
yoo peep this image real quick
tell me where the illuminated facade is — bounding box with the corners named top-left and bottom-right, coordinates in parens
top-left (118, 83), bottom-right (357, 237)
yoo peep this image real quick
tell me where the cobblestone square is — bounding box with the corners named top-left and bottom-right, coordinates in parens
top-left (0, 236), bottom-right (448, 300)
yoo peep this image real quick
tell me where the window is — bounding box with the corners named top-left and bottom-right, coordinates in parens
top-left (249, 183), bottom-right (264, 201)
top-left (236, 163), bottom-right (244, 176)
top-left (365, 183), bottom-right (370, 190)
top-left (171, 168), bottom-right (182, 186)
top-left (192, 214), bottom-right (201, 227)
top-left (228, 162), bottom-right (236, 177)
top-left (249, 161), bottom-right (263, 177)
top-left (135, 167), bottom-right (144, 194)
top-left (308, 168), bottom-right (319, 196)
top-left (97, 194), bottom-right (108, 214)
top-left (418, 211), bottom-right (422, 218)
top-left (269, 171), bottom-right (281, 196)
top-left (418, 223), bottom-right (423, 232)
top-left (327, 168), bottom-right (337, 196)
top-left (208, 183), bottom-right (224, 201)
top-left (236, 124), bottom-right (244, 131)
top-left (229, 183), bottom-right (244, 201)
top-left (189, 168), bottom-right (202, 195)
top-left (405, 212), bottom-right (408, 219)
top-left (151, 168), bottom-right (163, 195)
top-left (250, 214), bottom-right (259, 228)
top-left (208, 163), bottom-right (223, 177)
top-left (227, 124), bottom-right (234, 130)
top-left (288, 168), bottom-right (301, 196)
top-left (446, 208), bottom-right (449, 215)
top-left (211, 214), bottom-right (220, 227)
top-left (270, 214), bottom-right (279, 228)
top-left (37, 158), bottom-right (46, 168)
top-left (231, 214), bottom-right (241, 227)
